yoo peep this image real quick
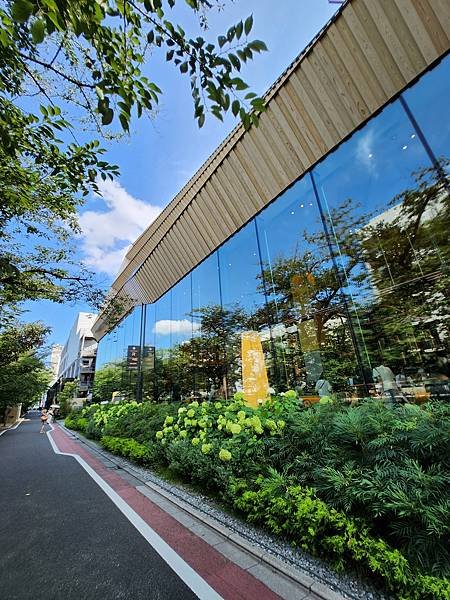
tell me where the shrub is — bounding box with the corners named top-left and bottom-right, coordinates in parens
top-left (64, 412), bottom-right (88, 432)
top-left (230, 471), bottom-right (450, 600)
top-left (100, 436), bottom-right (152, 465)
top-left (268, 400), bottom-right (450, 574)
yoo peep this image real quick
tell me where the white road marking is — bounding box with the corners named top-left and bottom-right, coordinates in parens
top-left (46, 425), bottom-right (223, 600)
top-left (0, 419), bottom-right (23, 436)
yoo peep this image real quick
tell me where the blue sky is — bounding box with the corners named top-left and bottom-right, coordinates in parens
top-left (23, 0), bottom-right (340, 350)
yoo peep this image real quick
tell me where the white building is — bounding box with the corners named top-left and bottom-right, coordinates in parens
top-left (49, 344), bottom-right (63, 386)
top-left (57, 312), bottom-right (98, 398)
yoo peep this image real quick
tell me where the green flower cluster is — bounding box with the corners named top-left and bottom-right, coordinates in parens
top-left (155, 393), bottom-right (285, 462)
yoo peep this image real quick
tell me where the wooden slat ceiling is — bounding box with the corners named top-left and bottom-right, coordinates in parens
top-left (93, 0), bottom-right (450, 340)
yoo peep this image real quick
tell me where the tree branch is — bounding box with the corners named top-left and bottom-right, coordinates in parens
top-left (18, 52), bottom-right (96, 89)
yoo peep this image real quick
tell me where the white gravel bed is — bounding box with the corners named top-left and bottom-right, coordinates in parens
top-left (68, 429), bottom-right (391, 600)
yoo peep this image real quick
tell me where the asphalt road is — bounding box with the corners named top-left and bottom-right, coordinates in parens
top-left (0, 414), bottom-right (197, 600)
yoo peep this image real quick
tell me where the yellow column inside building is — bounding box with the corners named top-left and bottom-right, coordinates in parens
top-left (241, 331), bottom-right (270, 408)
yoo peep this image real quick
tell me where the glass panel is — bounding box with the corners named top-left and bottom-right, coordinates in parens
top-left (119, 309), bottom-right (141, 401)
top-left (95, 334), bottom-right (111, 372)
top-left (142, 303), bottom-right (156, 402)
top-left (169, 274), bottom-right (193, 400)
top-left (402, 54), bottom-right (450, 174)
top-left (218, 220), bottom-right (269, 403)
top-left (190, 252), bottom-right (223, 400)
top-left (93, 310), bottom-right (138, 403)
top-left (257, 175), bottom-right (357, 401)
top-left (153, 290), bottom-right (172, 401)
top-left (313, 97), bottom-right (449, 402)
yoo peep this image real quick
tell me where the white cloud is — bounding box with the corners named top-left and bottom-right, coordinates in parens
top-left (79, 179), bottom-right (162, 277)
top-left (153, 319), bottom-right (201, 336)
top-left (356, 129), bottom-right (378, 175)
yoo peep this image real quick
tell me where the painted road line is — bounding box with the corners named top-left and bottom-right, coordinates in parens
top-left (46, 425), bottom-right (223, 600)
top-left (0, 419), bottom-right (23, 436)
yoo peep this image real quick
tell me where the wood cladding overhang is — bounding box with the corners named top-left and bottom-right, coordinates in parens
top-left (93, 0), bottom-right (450, 340)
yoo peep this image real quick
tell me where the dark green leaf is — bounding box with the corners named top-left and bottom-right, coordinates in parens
top-left (250, 40), bottom-right (268, 53)
top-left (198, 113), bottom-right (205, 128)
top-left (217, 35), bottom-right (227, 48)
top-left (237, 49), bottom-right (247, 63)
top-left (31, 19), bottom-right (46, 44)
top-left (119, 113), bottom-right (129, 131)
top-left (231, 100), bottom-right (240, 117)
top-left (231, 77), bottom-right (249, 91)
top-left (228, 53), bottom-right (241, 71)
top-left (244, 14), bottom-right (253, 36)
top-left (11, 0), bottom-right (34, 23)
top-left (101, 108), bottom-right (114, 126)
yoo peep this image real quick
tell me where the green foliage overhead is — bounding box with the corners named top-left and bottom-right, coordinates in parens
top-left (0, 321), bottom-right (49, 366)
top-left (0, 98), bottom-right (119, 310)
top-left (0, 0), bottom-right (267, 317)
top-left (1, 0), bottom-right (267, 131)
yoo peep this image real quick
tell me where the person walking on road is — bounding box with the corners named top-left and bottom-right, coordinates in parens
top-left (47, 407), bottom-right (55, 425)
top-left (39, 409), bottom-right (49, 433)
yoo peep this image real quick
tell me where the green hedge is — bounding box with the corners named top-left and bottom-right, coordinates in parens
top-left (100, 436), bottom-right (152, 465)
top-left (230, 473), bottom-right (450, 600)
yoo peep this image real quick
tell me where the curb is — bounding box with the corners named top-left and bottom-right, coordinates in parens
top-left (0, 418), bottom-right (24, 436)
top-left (142, 479), bottom-right (346, 600)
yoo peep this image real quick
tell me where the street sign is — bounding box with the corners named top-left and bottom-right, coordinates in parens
top-left (127, 345), bottom-right (140, 370)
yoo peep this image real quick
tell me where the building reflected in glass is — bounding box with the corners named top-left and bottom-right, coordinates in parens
top-left (95, 54), bottom-right (450, 406)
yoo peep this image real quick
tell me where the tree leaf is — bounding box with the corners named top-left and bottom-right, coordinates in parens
top-left (228, 53), bottom-right (240, 71)
top-left (231, 100), bottom-right (240, 117)
top-left (119, 113), bottom-right (129, 131)
top-left (101, 108), bottom-right (114, 126)
top-left (250, 40), bottom-right (268, 53)
top-left (244, 14), bottom-right (253, 36)
top-left (11, 0), bottom-right (34, 23)
top-left (31, 19), bottom-right (46, 44)
top-left (231, 77), bottom-right (248, 91)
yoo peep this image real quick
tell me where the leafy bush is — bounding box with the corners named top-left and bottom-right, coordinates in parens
top-left (230, 470), bottom-right (450, 600)
top-left (265, 400), bottom-right (450, 574)
top-left (64, 412), bottom-right (88, 432)
top-left (154, 395), bottom-right (286, 480)
top-left (103, 401), bottom-right (180, 443)
top-left (65, 401), bottom-right (179, 441)
top-left (101, 436), bottom-right (152, 465)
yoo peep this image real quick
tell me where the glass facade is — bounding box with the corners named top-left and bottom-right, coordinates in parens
top-left (96, 55), bottom-right (450, 405)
